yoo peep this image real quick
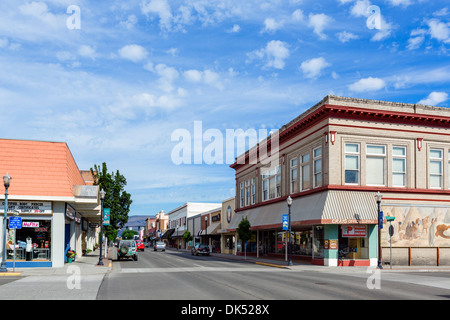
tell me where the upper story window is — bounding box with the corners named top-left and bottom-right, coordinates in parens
top-left (245, 179), bottom-right (251, 206)
top-left (313, 147), bottom-right (322, 188)
top-left (392, 146), bottom-right (406, 187)
top-left (251, 178), bottom-right (256, 205)
top-left (262, 165), bottom-right (281, 201)
top-left (345, 143), bottom-right (360, 184)
top-left (430, 148), bottom-right (443, 189)
top-left (366, 145), bottom-right (386, 186)
top-left (239, 182), bottom-right (244, 208)
top-left (290, 157), bottom-right (298, 194)
top-left (300, 153), bottom-right (310, 190)
top-left (448, 150), bottom-right (450, 190)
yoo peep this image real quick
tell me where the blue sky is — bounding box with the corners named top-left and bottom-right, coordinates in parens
top-left (0, 0), bottom-right (449, 216)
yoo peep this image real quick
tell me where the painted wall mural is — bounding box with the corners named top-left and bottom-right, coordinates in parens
top-left (381, 205), bottom-right (450, 247)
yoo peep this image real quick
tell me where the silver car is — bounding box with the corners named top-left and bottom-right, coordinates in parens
top-left (154, 241), bottom-right (166, 252)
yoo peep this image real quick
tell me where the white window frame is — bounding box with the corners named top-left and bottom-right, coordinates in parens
top-left (239, 182), bottom-right (244, 208)
top-left (313, 147), bottom-right (322, 188)
top-left (430, 148), bottom-right (443, 189)
top-left (262, 165), bottom-right (281, 201)
top-left (251, 178), bottom-right (256, 205)
top-left (300, 153), bottom-right (310, 191)
top-left (344, 143), bottom-right (360, 185)
top-left (366, 144), bottom-right (386, 186)
top-left (392, 146), bottom-right (406, 187)
top-left (290, 157), bottom-right (298, 194)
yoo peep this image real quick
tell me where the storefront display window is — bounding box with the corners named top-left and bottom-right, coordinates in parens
top-left (295, 230), bottom-right (312, 256)
top-left (6, 219), bottom-right (52, 262)
top-left (338, 225), bottom-right (369, 260)
top-left (313, 226), bottom-right (324, 259)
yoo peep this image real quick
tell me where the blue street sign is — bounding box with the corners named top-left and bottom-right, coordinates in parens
top-left (9, 216), bottom-right (22, 229)
top-left (379, 211), bottom-right (383, 229)
top-left (103, 208), bottom-right (111, 226)
top-left (282, 214), bottom-right (289, 231)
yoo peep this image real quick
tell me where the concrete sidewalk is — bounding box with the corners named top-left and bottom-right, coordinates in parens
top-left (204, 249), bottom-right (450, 273)
top-left (0, 252), bottom-right (112, 300)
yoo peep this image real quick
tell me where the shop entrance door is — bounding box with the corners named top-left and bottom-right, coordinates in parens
top-left (64, 224), bottom-right (70, 262)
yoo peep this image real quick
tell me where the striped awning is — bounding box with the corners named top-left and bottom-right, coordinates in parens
top-left (227, 190), bottom-right (378, 231)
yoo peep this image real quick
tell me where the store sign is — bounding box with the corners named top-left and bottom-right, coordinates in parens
top-left (65, 203), bottom-right (75, 220)
top-left (1, 201), bottom-right (52, 214)
top-left (23, 221), bottom-right (39, 228)
top-left (342, 225), bottom-right (367, 238)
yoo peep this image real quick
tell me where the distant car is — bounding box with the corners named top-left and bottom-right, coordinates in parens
top-left (117, 240), bottom-right (138, 261)
top-left (136, 240), bottom-right (145, 251)
top-left (154, 241), bottom-right (166, 252)
top-left (191, 244), bottom-right (210, 256)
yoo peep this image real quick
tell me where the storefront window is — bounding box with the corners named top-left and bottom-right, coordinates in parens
top-left (313, 226), bottom-right (324, 259)
top-left (6, 219), bottom-right (52, 262)
top-left (276, 231), bottom-right (286, 254)
top-left (295, 230), bottom-right (312, 256)
top-left (338, 225), bottom-right (369, 260)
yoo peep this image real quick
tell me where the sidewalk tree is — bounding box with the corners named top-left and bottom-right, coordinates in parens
top-left (236, 217), bottom-right (252, 260)
top-left (91, 162), bottom-right (132, 242)
top-left (122, 229), bottom-right (138, 240)
top-left (183, 230), bottom-right (193, 247)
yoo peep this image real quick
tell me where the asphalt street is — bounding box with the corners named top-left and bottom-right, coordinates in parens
top-left (97, 248), bottom-right (450, 300)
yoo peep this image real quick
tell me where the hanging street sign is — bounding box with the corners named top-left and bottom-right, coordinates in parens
top-left (282, 214), bottom-right (289, 231)
top-left (103, 208), bottom-right (111, 226)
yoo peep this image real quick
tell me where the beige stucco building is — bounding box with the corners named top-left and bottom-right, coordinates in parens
top-left (229, 95), bottom-right (450, 266)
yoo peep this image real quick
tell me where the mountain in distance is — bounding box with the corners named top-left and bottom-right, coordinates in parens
top-left (123, 215), bottom-right (155, 229)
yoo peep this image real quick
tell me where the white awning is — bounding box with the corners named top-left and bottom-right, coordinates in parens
top-left (227, 190), bottom-right (378, 231)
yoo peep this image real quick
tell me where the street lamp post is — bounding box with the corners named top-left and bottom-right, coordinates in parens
top-left (1, 173), bottom-right (11, 272)
top-left (98, 188), bottom-right (106, 266)
top-left (376, 191), bottom-right (383, 269)
top-left (287, 196), bottom-right (293, 266)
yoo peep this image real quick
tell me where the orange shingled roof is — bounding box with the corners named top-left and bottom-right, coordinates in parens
top-left (0, 139), bottom-right (85, 197)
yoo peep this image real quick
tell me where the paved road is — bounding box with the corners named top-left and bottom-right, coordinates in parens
top-left (97, 248), bottom-right (450, 300)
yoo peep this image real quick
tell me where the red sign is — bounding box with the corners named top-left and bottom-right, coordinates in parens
top-left (342, 225), bottom-right (366, 237)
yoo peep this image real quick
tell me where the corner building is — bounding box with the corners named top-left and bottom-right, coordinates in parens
top-left (229, 95), bottom-right (450, 267)
top-left (0, 139), bottom-right (101, 268)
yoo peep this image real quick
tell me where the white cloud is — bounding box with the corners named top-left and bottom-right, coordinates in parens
top-left (141, 0), bottom-right (173, 31)
top-left (418, 91), bottom-right (448, 105)
top-left (247, 40), bottom-right (290, 70)
top-left (349, 77), bottom-right (386, 92)
top-left (292, 9), bottom-right (304, 22)
top-left (154, 63), bottom-right (179, 92)
top-left (407, 28), bottom-right (426, 50)
top-left (183, 69), bottom-right (223, 89)
top-left (265, 40), bottom-right (290, 69)
top-left (261, 18), bottom-right (284, 33)
top-left (118, 44), bottom-right (148, 62)
top-left (386, 0), bottom-right (412, 7)
top-left (308, 13), bottom-right (332, 39)
top-left (300, 57), bottom-right (331, 79)
top-left (228, 24), bottom-right (241, 33)
top-left (337, 31), bottom-right (359, 43)
top-left (427, 19), bottom-right (450, 43)
top-left (184, 69), bottom-right (203, 82)
top-left (78, 45), bottom-right (97, 60)
top-left (350, 0), bottom-right (371, 17)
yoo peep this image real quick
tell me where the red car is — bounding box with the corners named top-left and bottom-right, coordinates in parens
top-left (136, 240), bottom-right (145, 251)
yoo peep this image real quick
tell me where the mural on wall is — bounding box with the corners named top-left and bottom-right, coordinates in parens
top-left (381, 205), bottom-right (450, 247)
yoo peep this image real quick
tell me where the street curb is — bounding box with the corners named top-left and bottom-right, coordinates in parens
top-left (0, 272), bottom-right (22, 276)
top-left (255, 262), bottom-right (289, 269)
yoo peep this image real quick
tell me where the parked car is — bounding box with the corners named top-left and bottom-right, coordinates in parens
top-left (136, 240), bottom-right (145, 251)
top-left (191, 244), bottom-right (210, 256)
top-left (154, 241), bottom-right (166, 252)
top-left (117, 240), bottom-right (138, 261)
